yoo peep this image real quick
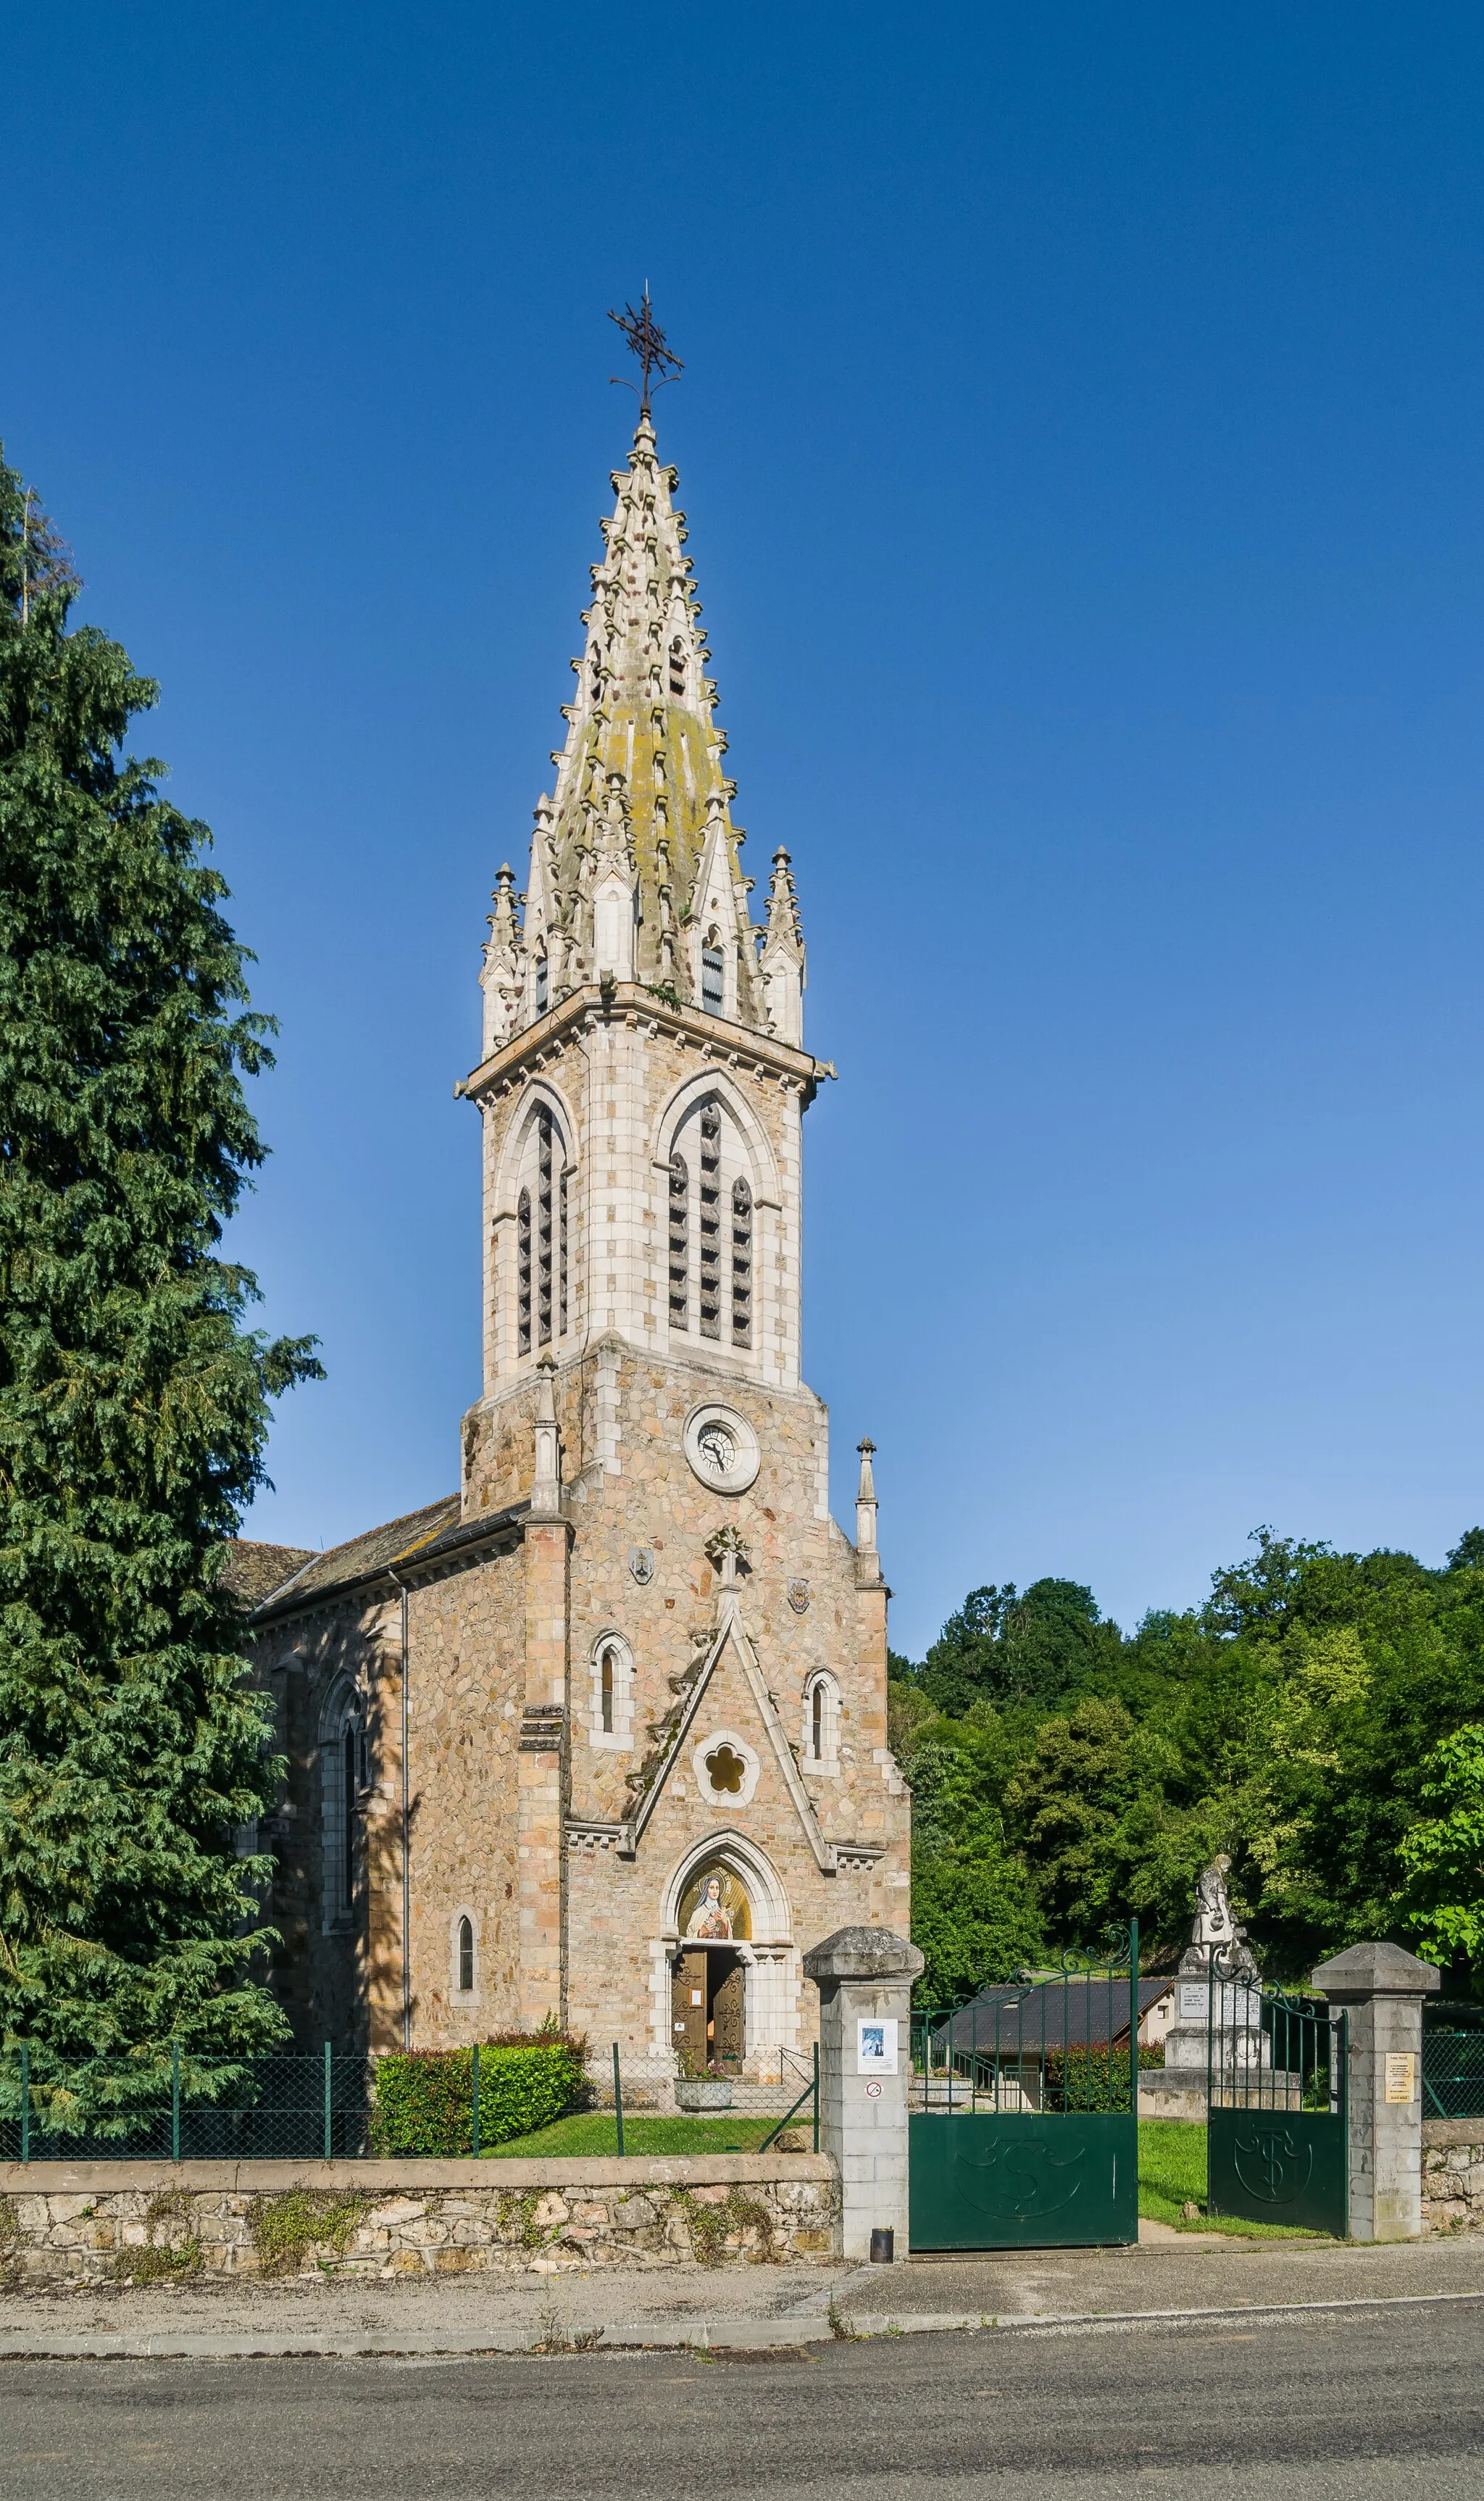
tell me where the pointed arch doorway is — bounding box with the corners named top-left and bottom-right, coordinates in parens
top-left (659, 1836), bottom-right (798, 2079)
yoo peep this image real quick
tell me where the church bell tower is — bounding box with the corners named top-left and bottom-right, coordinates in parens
top-left (457, 399), bottom-right (817, 1509)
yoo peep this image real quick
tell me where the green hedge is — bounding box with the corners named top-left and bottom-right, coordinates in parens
top-left (370, 2036), bottom-right (589, 2157)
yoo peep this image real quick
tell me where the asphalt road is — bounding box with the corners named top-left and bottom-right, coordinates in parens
top-left (1, 2300), bottom-right (1482, 2500)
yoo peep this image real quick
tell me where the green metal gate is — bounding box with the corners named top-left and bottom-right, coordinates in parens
top-left (909, 1923), bottom-right (1141, 2252)
top-left (1204, 1972), bottom-right (1348, 2236)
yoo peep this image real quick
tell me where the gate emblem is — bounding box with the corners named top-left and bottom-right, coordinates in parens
top-left (954, 2130), bottom-right (1087, 2221)
top-left (1232, 2126), bottom-right (1314, 2206)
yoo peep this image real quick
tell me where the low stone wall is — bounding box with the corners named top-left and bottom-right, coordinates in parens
top-left (1422, 2123), bottom-right (1484, 2233)
top-left (0, 2155), bottom-right (838, 2288)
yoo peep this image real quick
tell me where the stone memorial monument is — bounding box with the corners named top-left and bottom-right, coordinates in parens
top-left (1144, 1857), bottom-right (1272, 2118)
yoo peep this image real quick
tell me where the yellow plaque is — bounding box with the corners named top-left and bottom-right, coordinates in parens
top-left (1384, 2052), bottom-right (1417, 2105)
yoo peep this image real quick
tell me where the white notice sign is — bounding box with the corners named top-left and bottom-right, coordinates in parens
top-left (1385, 2052), bottom-right (1417, 2105)
top-left (858, 2018), bottom-right (899, 2076)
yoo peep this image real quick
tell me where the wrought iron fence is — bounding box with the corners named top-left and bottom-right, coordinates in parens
top-left (0, 2048), bottom-right (375, 2164)
top-left (911, 1925), bottom-right (1143, 2115)
top-left (1201, 1975), bottom-right (1343, 2115)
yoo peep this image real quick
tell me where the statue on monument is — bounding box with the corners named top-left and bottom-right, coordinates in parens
top-left (1180, 1854), bottom-right (1259, 1981)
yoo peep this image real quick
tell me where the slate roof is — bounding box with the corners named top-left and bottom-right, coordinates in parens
top-left (217, 1541), bottom-right (319, 1611)
top-left (243, 1494), bottom-right (460, 1623)
top-left (241, 1493), bottom-right (535, 1626)
top-left (933, 1978), bottom-right (1174, 2057)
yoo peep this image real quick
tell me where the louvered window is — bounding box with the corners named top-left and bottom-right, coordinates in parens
top-left (517, 1188), bottom-right (533, 1352)
top-left (699, 1107), bottom-right (722, 1338)
top-left (701, 946), bottom-right (725, 1013)
top-left (668, 1153), bottom-right (689, 1331)
top-left (669, 637), bottom-right (686, 695)
top-left (731, 1176), bottom-right (752, 1347)
top-left (536, 1110), bottom-right (555, 1345)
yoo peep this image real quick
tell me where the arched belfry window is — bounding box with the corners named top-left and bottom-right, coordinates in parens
top-left (668, 1154), bottom-right (689, 1331)
top-left (668, 636), bottom-right (687, 696)
top-left (731, 1178), bottom-right (752, 1347)
top-left (535, 953), bottom-right (549, 1015)
top-left (666, 1096), bottom-right (759, 1360)
top-left (515, 1104), bottom-right (567, 1357)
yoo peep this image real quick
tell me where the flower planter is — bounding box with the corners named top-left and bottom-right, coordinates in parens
top-left (675, 2077), bottom-right (734, 2111)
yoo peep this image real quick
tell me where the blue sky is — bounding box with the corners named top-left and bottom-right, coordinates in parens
top-left (7, 3), bottom-right (1484, 1655)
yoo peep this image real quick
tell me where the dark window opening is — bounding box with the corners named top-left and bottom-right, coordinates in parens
top-left (699, 1106), bottom-right (721, 1338)
top-left (517, 1187), bottom-right (533, 1352)
top-left (601, 1647), bottom-right (615, 1735)
top-left (668, 1152), bottom-right (689, 1331)
top-left (535, 955), bottom-right (549, 1014)
top-left (812, 1684), bottom-right (823, 1758)
top-left (731, 1175), bottom-right (752, 1347)
top-left (457, 1915), bottom-right (475, 1994)
top-left (668, 637), bottom-right (686, 696)
top-left (701, 945), bottom-right (725, 1015)
top-left (343, 1722), bottom-right (358, 1906)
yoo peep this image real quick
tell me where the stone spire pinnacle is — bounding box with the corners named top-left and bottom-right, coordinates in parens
top-left (760, 846), bottom-right (806, 1046)
top-left (496, 411), bottom-right (777, 1040)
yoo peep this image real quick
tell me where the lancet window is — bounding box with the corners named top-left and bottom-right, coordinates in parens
top-left (665, 1096), bottom-right (759, 1360)
top-left (457, 1916), bottom-right (475, 1995)
top-left (514, 1102), bottom-right (568, 1359)
top-left (701, 943), bottom-right (725, 1015)
top-left (668, 636), bottom-right (686, 695)
top-left (590, 1634), bottom-right (634, 1749)
top-left (321, 1685), bottom-right (367, 1931)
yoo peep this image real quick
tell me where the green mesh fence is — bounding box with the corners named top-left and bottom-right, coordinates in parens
top-left (0, 2052), bottom-right (375, 2163)
top-left (1423, 2030), bottom-right (1484, 2119)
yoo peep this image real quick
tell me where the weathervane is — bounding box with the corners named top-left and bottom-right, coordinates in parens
top-left (608, 286), bottom-right (683, 418)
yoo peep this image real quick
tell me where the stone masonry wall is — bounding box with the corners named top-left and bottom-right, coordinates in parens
top-left (0, 2156), bottom-right (837, 2286)
top-left (1422, 2123), bottom-right (1484, 2231)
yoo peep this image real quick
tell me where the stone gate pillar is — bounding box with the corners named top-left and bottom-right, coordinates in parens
top-left (1311, 1940), bottom-right (1439, 2241)
top-left (804, 1926), bottom-right (923, 2263)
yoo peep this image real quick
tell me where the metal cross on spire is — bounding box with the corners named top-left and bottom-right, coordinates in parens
top-left (607, 286), bottom-right (683, 417)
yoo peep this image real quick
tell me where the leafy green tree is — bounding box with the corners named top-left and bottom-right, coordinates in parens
top-left (896, 1714), bottom-right (1043, 2002)
top-left (917, 1578), bottom-right (1121, 1718)
top-left (0, 447), bottom-right (321, 2083)
top-left (1396, 1724), bottom-right (1484, 1986)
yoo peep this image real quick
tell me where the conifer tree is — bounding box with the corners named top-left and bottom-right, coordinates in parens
top-left (0, 446), bottom-right (322, 2084)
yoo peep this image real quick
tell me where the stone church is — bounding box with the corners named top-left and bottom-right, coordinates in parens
top-left (234, 401), bottom-right (911, 2085)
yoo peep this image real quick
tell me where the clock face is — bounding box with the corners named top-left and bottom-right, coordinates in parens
top-left (697, 1423), bottom-right (736, 1477)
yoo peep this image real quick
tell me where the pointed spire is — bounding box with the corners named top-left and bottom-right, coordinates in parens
top-left (760, 846), bottom-right (806, 1046)
top-left (530, 1355), bottom-right (562, 1519)
top-left (480, 863), bottom-right (526, 1056)
top-left (492, 403), bottom-right (779, 1041)
top-left (854, 1439), bottom-right (883, 1588)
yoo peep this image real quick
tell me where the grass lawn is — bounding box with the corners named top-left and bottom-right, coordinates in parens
top-left (1138, 2119), bottom-right (1326, 2237)
top-left (482, 2113), bottom-right (789, 2159)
